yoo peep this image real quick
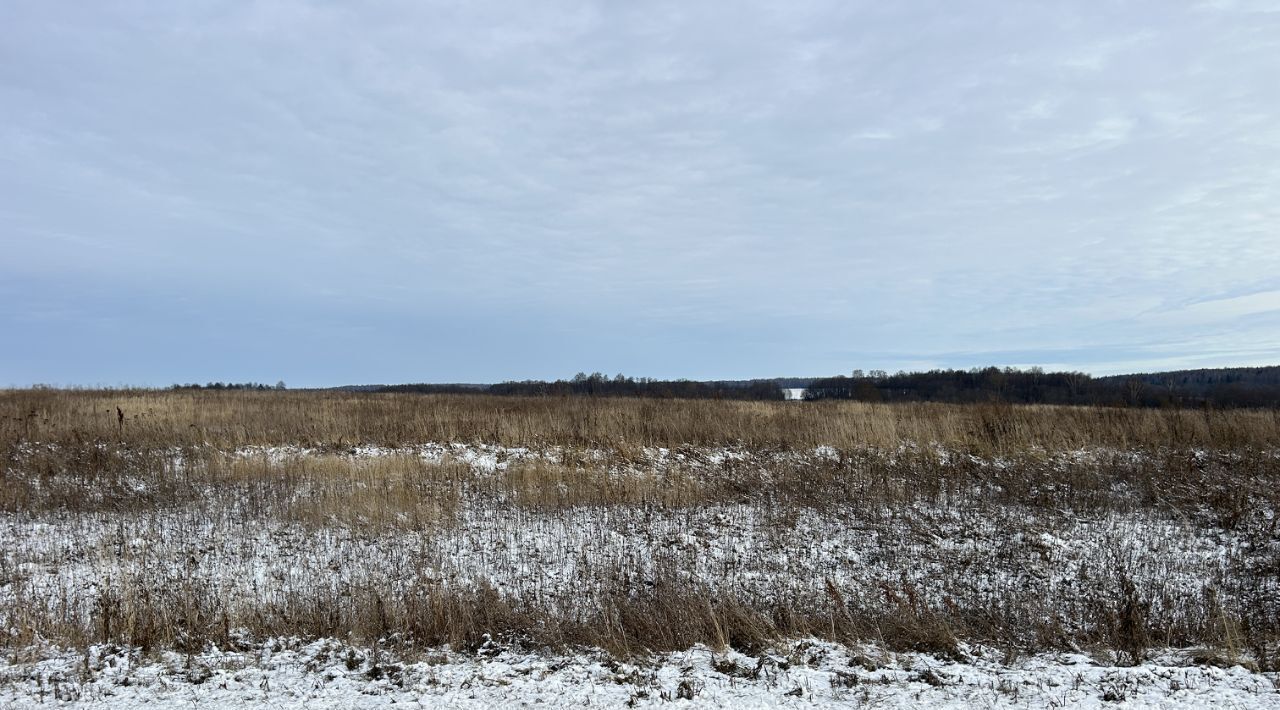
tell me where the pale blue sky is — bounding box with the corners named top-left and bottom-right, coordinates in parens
top-left (3, 1), bottom-right (1279, 386)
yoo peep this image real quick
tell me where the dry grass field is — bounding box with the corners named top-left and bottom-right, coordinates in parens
top-left (6, 388), bottom-right (1280, 451)
top-left (1, 388), bottom-right (1278, 705)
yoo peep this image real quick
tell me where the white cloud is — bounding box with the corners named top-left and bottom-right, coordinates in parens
top-left (1, 0), bottom-right (1279, 383)
top-left (1179, 291), bottom-right (1280, 322)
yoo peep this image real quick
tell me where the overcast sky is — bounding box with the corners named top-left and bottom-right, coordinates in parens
top-left (3, 1), bottom-right (1279, 386)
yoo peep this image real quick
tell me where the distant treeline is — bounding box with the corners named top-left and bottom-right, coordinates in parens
top-left (805, 366), bottom-right (1280, 408)
top-left (171, 381), bottom-right (286, 391)
top-left (378, 372), bottom-right (787, 400)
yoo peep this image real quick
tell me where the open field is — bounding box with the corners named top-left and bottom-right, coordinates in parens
top-left (2, 389), bottom-right (1278, 706)
top-left (6, 388), bottom-right (1280, 452)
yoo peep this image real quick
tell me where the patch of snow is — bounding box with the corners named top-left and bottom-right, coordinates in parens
top-left (1, 640), bottom-right (1275, 709)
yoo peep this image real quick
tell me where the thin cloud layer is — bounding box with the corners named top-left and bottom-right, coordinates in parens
top-left (2, 1), bottom-right (1278, 385)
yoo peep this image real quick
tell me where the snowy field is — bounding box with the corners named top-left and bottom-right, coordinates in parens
top-left (3, 639), bottom-right (1279, 708)
top-left (2, 441), bottom-right (1278, 707)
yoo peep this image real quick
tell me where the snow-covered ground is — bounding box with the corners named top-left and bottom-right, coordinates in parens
top-left (5, 445), bottom-right (1273, 645)
top-left (2, 639), bottom-right (1277, 709)
top-left (2, 442), bottom-right (1278, 707)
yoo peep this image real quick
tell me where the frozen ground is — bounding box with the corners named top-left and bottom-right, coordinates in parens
top-left (3, 444), bottom-right (1274, 646)
top-left (2, 443), bottom-right (1278, 707)
top-left (2, 639), bottom-right (1277, 709)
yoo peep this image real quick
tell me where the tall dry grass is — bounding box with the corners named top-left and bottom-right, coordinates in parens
top-left (2, 388), bottom-right (1278, 665)
top-left (3, 388), bottom-right (1278, 453)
